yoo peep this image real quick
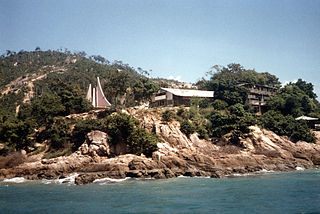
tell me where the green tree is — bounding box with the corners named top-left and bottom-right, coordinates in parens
top-left (180, 119), bottom-right (196, 137)
top-left (259, 110), bottom-right (315, 143)
top-left (266, 84), bottom-right (316, 117)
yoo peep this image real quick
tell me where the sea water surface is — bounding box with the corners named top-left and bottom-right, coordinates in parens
top-left (1, 170), bottom-right (320, 213)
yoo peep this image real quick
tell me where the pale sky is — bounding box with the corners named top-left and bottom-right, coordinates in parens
top-left (1, 0), bottom-right (320, 96)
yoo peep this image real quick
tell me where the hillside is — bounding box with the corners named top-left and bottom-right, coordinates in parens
top-left (1, 49), bottom-right (320, 183)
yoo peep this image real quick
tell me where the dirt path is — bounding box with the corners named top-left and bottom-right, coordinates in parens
top-left (0, 65), bottom-right (67, 102)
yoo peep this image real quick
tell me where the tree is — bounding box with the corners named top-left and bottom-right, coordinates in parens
top-left (259, 110), bottom-right (315, 143)
top-left (294, 79), bottom-right (317, 99)
top-left (103, 70), bottom-right (130, 106)
top-left (198, 63), bottom-right (280, 107)
top-left (132, 78), bottom-right (159, 104)
top-left (266, 84), bottom-right (316, 117)
top-left (180, 119), bottom-right (196, 137)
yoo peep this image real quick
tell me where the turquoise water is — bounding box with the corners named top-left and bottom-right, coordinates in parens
top-left (1, 170), bottom-right (320, 213)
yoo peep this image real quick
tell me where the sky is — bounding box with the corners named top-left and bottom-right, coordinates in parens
top-left (1, 0), bottom-right (320, 96)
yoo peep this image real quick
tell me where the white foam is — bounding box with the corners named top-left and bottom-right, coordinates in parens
top-left (3, 177), bottom-right (27, 183)
top-left (42, 173), bottom-right (79, 185)
top-left (93, 177), bottom-right (130, 184)
top-left (259, 169), bottom-right (274, 173)
top-left (296, 167), bottom-right (305, 171)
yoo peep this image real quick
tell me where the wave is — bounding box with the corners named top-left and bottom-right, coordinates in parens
top-left (229, 169), bottom-right (275, 177)
top-left (93, 177), bottom-right (131, 184)
top-left (295, 166), bottom-right (305, 171)
top-left (3, 177), bottom-right (27, 183)
top-left (42, 173), bottom-right (79, 185)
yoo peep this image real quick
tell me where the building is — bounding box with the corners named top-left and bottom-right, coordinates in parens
top-left (296, 115), bottom-right (320, 130)
top-left (151, 88), bottom-right (214, 107)
top-left (239, 83), bottom-right (277, 114)
top-left (86, 77), bottom-right (111, 108)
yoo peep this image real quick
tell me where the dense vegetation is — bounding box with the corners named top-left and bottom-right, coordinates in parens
top-left (197, 64), bottom-right (320, 143)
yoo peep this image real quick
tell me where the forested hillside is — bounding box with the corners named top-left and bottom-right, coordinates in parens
top-left (0, 49), bottom-right (159, 156)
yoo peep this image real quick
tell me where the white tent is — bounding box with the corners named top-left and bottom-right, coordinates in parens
top-left (295, 115), bottom-right (318, 121)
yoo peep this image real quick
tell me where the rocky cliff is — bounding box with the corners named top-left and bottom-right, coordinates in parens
top-left (1, 108), bottom-right (320, 184)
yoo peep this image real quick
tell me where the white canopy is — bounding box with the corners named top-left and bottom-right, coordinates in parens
top-left (295, 115), bottom-right (319, 121)
top-left (161, 88), bottom-right (214, 98)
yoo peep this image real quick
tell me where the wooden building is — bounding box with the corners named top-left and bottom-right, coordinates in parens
top-left (151, 88), bottom-right (214, 107)
top-left (239, 83), bottom-right (277, 114)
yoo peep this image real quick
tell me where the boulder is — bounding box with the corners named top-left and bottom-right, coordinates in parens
top-left (79, 130), bottom-right (111, 157)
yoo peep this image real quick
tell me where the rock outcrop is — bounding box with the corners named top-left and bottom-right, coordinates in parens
top-left (1, 108), bottom-right (320, 184)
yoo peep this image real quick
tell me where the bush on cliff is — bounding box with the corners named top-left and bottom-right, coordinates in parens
top-left (47, 118), bottom-right (72, 150)
top-left (180, 119), bottom-right (196, 137)
top-left (206, 104), bottom-right (255, 145)
top-left (259, 110), bottom-right (315, 143)
top-left (72, 119), bottom-right (104, 149)
top-left (161, 109), bottom-right (175, 122)
top-left (105, 113), bottom-right (158, 157)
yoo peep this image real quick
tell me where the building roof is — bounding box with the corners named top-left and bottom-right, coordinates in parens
top-left (295, 115), bottom-right (319, 121)
top-left (238, 83), bottom-right (278, 89)
top-left (161, 88), bottom-right (214, 98)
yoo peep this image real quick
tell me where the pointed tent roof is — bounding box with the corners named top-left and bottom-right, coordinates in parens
top-left (96, 77), bottom-right (111, 108)
top-left (86, 77), bottom-right (111, 108)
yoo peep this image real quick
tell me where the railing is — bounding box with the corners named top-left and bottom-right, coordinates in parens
top-left (249, 89), bottom-right (275, 96)
top-left (248, 100), bottom-right (267, 106)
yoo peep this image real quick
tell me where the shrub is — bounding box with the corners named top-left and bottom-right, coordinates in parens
top-left (128, 128), bottom-right (158, 157)
top-left (180, 119), bottom-right (196, 137)
top-left (206, 104), bottom-right (254, 144)
top-left (199, 98), bottom-right (211, 108)
top-left (162, 110), bottom-right (175, 122)
top-left (259, 110), bottom-right (315, 143)
top-left (47, 118), bottom-right (72, 150)
top-left (176, 106), bottom-right (185, 117)
top-left (105, 113), bottom-right (158, 157)
top-left (212, 99), bottom-right (228, 110)
top-left (72, 119), bottom-right (104, 149)
top-left (197, 125), bottom-right (209, 140)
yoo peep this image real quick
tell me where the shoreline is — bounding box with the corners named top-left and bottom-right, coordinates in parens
top-left (1, 167), bottom-right (319, 186)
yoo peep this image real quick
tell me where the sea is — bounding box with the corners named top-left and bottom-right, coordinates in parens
top-left (1, 169), bottom-right (320, 214)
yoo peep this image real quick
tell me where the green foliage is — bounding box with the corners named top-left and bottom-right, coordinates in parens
top-left (198, 63), bottom-right (281, 106)
top-left (266, 84), bottom-right (317, 117)
top-left (206, 104), bottom-right (254, 144)
top-left (105, 113), bottom-right (158, 157)
top-left (206, 111), bottom-right (233, 137)
top-left (131, 78), bottom-right (159, 105)
top-left (162, 110), bottom-right (175, 122)
top-left (0, 119), bottom-right (35, 151)
top-left (47, 118), bottom-right (72, 150)
top-left (128, 128), bottom-right (158, 157)
top-left (180, 119), bottom-right (196, 137)
top-left (49, 81), bottom-right (92, 115)
top-left (18, 81), bottom-right (92, 128)
top-left (105, 113), bottom-right (137, 145)
top-left (72, 119), bottom-right (104, 149)
top-left (196, 125), bottom-right (209, 140)
top-left (19, 94), bottom-right (65, 126)
top-left (259, 110), bottom-right (315, 143)
top-left (294, 79), bottom-right (317, 99)
top-left (212, 99), bottom-right (228, 110)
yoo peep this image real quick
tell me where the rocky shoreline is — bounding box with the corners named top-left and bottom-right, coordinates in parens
top-left (1, 109), bottom-right (320, 185)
